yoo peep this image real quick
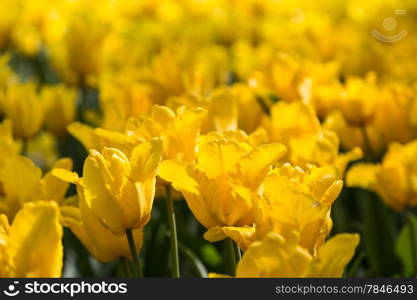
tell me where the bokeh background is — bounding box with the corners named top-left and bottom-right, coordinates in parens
top-left (1, 0), bottom-right (417, 278)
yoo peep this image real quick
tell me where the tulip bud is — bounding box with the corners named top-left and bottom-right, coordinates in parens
top-left (80, 138), bottom-right (163, 234)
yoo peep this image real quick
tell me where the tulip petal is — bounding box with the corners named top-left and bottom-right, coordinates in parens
top-left (236, 143), bottom-right (286, 188)
top-left (204, 225), bottom-right (255, 250)
top-left (346, 163), bottom-right (379, 189)
top-left (42, 158), bottom-right (73, 203)
top-left (83, 155), bottom-right (126, 234)
top-left (164, 107), bottom-right (206, 162)
top-left (307, 233), bottom-right (360, 277)
top-left (236, 232), bottom-right (312, 277)
top-left (0, 156), bottom-right (42, 218)
top-left (67, 122), bottom-right (101, 151)
top-left (51, 168), bottom-right (80, 184)
top-left (130, 137), bottom-right (164, 181)
top-left (159, 160), bottom-right (199, 194)
top-left (197, 139), bottom-right (246, 179)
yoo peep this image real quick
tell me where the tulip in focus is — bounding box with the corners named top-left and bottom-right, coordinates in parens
top-left (210, 231), bottom-right (359, 278)
top-left (160, 137), bottom-right (286, 232)
top-left (205, 163), bottom-right (343, 254)
top-left (56, 138), bottom-right (163, 235)
top-left (54, 170), bottom-right (143, 262)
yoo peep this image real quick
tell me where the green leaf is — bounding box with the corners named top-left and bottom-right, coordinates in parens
top-left (396, 213), bottom-right (417, 277)
top-left (359, 190), bottom-right (400, 276)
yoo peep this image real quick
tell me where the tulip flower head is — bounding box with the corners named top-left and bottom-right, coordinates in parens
top-left (347, 140), bottom-right (417, 211)
top-left (160, 137), bottom-right (286, 231)
top-left (57, 138), bottom-right (163, 235)
top-left (210, 231), bottom-right (359, 278)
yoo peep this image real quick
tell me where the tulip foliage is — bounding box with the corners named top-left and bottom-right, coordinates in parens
top-left (0, 0), bottom-right (417, 278)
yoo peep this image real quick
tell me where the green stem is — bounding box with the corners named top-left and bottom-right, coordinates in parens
top-left (227, 238), bottom-right (238, 276)
top-left (234, 243), bottom-right (242, 261)
top-left (126, 229), bottom-right (143, 278)
top-left (165, 186), bottom-right (180, 278)
top-left (407, 213), bottom-right (417, 277)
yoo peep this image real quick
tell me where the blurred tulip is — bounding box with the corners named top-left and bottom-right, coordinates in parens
top-left (89, 105), bottom-right (206, 163)
top-left (160, 137), bottom-right (286, 230)
top-left (340, 73), bottom-right (379, 127)
top-left (2, 82), bottom-right (45, 139)
top-left (263, 101), bottom-right (362, 172)
top-left (42, 84), bottom-right (77, 137)
top-left (347, 140), bottom-right (417, 211)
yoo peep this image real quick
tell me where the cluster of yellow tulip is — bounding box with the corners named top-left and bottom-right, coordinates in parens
top-left (0, 0), bottom-right (417, 278)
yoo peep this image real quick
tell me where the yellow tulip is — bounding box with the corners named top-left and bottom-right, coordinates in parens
top-left (0, 201), bottom-right (63, 277)
top-left (0, 54), bottom-right (16, 98)
top-left (263, 101), bottom-right (362, 173)
top-left (264, 101), bottom-right (321, 146)
top-left (0, 155), bottom-right (72, 219)
top-left (235, 232), bottom-right (312, 278)
top-left (0, 119), bottom-right (20, 166)
top-left (325, 81), bottom-right (416, 158)
top-left (258, 164), bottom-right (343, 253)
top-left (347, 140), bottom-right (417, 211)
top-left (68, 105), bottom-right (206, 165)
top-left (324, 111), bottom-right (367, 152)
top-left (160, 137), bottom-right (286, 231)
top-left (99, 69), bottom-right (159, 131)
top-left (47, 2), bottom-right (110, 86)
top-left (307, 233), bottom-right (360, 277)
top-left (56, 139), bottom-right (163, 235)
top-left (301, 61), bottom-right (342, 118)
top-left (55, 170), bottom-right (143, 262)
top-left (266, 53), bottom-right (302, 101)
top-left (0, 119), bottom-right (18, 195)
top-left (205, 163), bottom-right (343, 254)
top-left (67, 122), bottom-right (130, 154)
top-left (148, 46), bottom-right (229, 97)
top-left (167, 84), bottom-right (265, 134)
top-left (2, 82), bottom-right (45, 139)
top-left (42, 84), bottom-right (77, 137)
top-left (0, 1), bottom-right (19, 49)
top-left (210, 231), bottom-right (359, 278)
top-left (371, 83), bottom-right (415, 148)
top-left (25, 132), bottom-right (60, 170)
top-left (89, 105), bottom-right (206, 163)
top-left (123, 105), bottom-right (206, 162)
